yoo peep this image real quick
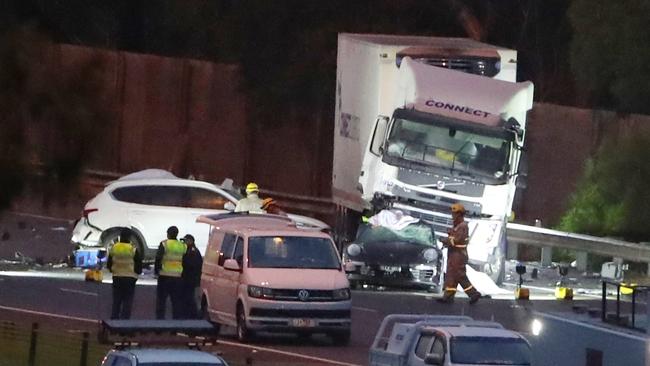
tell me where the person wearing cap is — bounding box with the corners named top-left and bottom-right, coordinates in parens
top-left (438, 203), bottom-right (481, 304)
top-left (235, 182), bottom-right (265, 213)
top-left (181, 234), bottom-right (203, 319)
top-left (261, 197), bottom-right (287, 216)
top-left (155, 226), bottom-right (187, 319)
top-left (107, 228), bottom-right (143, 319)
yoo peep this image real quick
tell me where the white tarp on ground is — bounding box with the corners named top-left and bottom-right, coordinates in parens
top-left (464, 265), bottom-right (510, 295)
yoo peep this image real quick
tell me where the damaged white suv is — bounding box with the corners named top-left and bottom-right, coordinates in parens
top-left (71, 169), bottom-right (328, 258)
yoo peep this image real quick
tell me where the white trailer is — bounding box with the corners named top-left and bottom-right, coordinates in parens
top-left (333, 33), bottom-right (534, 283)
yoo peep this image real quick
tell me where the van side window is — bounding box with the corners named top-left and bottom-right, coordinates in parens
top-left (218, 234), bottom-right (237, 266)
top-left (415, 334), bottom-right (434, 359)
top-left (233, 237), bottom-right (244, 267)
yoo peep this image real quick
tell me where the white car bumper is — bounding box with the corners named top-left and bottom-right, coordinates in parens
top-left (71, 219), bottom-right (103, 247)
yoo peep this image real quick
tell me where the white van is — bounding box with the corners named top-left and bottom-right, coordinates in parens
top-left (198, 213), bottom-right (352, 344)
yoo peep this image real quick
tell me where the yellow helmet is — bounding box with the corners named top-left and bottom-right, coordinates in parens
top-left (245, 182), bottom-right (259, 194)
top-left (451, 203), bottom-right (465, 214)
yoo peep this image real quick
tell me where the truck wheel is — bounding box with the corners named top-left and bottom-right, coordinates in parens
top-left (331, 329), bottom-right (351, 346)
top-left (236, 304), bottom-right (254, 342)
top-left (484, 246), bottom-right (505, 285)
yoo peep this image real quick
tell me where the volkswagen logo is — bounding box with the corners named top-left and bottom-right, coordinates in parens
top-left (298, 289), bottom-right (310, 301)
top-left (436, 180), bottom-right (446, 190)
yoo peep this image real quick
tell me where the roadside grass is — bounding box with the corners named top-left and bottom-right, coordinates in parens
top-left (0, 321), bottom-right (109, 366)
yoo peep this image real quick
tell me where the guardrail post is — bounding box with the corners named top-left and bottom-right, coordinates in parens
top-left (575, 252), bottom-right (588, 272)
top-left (534, 219), bottom-right (553, 267)
top-left (27, 323), bottom-right (38, 366)
top-left (80, 331), bottom-right (89, 366)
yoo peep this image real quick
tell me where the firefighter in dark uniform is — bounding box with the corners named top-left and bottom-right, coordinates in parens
top-left (437, 203), bottom-right (481, 304)
top-left (107, 228), bottom-right (143, 319)
top-left (155, 226), bottom-right (187, 319)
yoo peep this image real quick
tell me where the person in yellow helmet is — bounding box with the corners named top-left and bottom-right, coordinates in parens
top-left (234, 182), bottom-right (265, 213)
top-left (155, 226), bottom-right (187, 319)
top-left (107, 228), bottom-right (143, 319)
top-left (438, 203), bottom-right (481, 304)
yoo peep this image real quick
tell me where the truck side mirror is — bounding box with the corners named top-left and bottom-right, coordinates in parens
top-left (370, 116), bottom-right (389, 155)
top-left (515, 174), bottom-right (528, 189)
top-left (424, 353), bottom-right (444, 365)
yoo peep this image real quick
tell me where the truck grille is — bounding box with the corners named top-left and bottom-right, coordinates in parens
top-left (249, 308), bottom-right (351, 319)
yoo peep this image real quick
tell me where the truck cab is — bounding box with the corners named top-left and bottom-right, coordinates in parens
top-left (334, 34), bottom-right (534, 283)
top-left (369, 314), bottom-right (531, 366)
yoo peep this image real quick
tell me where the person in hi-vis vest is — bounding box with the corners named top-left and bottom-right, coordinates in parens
top-left (155, 226), bottom-right (187, 319)
top-left (107, 228), bottom-right (143, 319)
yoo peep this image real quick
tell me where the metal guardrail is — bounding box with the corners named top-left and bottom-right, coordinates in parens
top-left (506, 223), bottom-right (650, 263)
top-left (80, 169), bottom-right (650, 263)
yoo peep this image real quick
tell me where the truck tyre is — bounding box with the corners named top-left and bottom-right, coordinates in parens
top-left (236, 304), bottom-right (254, 342)
top-left (484, 246), bottom-right (505, 285)
top-left (331, 329), bottom-right (351, 346)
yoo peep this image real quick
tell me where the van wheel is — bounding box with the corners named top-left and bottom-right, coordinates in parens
top-left (201, 297), bottom-right (221, 335)
top-left (236, 305), bottom-right (254, 342)
top-left (330, 329), bottom-right (351, 346)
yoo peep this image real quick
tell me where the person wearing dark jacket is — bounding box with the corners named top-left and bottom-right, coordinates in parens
top-left (107, 228), bottom-right (143, 319)
top-left (155, 226), bottom-right (187, 319)
top-left (181, 234), bottom-right (203, 319)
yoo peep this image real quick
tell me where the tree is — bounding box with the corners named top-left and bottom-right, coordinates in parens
top-left (558, 135), bottom-right (650, 242)
top-left (0, 25), bottom-right (111, 209)
top-left (569, 0), bottom-right (650, 113)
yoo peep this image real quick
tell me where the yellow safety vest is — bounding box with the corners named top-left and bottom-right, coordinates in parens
top-left (160, 239), bottom-right (187, 277)
top-left (110, 242), bottom-right (137, 279)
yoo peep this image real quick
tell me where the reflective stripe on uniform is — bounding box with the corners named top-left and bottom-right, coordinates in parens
top-left (445, 287), bottom-right (457, 292)
top-left (463, 285), bottom-right (474, 292)
top-left (111, 242), bottom-right (137, 279)
top-left (160, 239), bottom-right (187, 277)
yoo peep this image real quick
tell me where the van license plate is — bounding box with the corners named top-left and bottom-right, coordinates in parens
top-left (291, 318), bottom-right (316, 327)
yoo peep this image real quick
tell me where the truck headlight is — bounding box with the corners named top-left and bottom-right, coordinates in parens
top-left (346, 243), bottom-right (362, 257)
top-left (422, 248), bottom-right (438, 262)
top-left (248, 285), bottom-right (274, 299)
top-left (332, 288), bottom-right (351, 300)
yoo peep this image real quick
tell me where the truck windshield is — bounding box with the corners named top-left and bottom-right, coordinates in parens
top-left (450, 336), bottom-right (531, 365)
top-left (248, 236), bottom-right (341, 269)
top-left (385, 117), bottom-right (510, 181)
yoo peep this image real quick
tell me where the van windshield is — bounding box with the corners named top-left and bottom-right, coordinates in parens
top-left (450, 336), bottom-right (531, 365)
top-left (248, 236), bottom-right (341, 269)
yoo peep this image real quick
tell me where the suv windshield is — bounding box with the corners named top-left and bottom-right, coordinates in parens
top-left (248, 236), bottom-right (341, 269)
top-left (385, 117), bottom-right (511, 182)
top-left (450, 336), bottom-right (531, 365)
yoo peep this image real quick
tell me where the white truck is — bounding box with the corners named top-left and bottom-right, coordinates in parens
top-left (369, 314), bottom-right (531, 366)
top-left (333, 33), bottom-right (534, 283)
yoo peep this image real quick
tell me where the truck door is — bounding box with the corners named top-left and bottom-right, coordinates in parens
top-left (359, 116), bottom-right (389, 200)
